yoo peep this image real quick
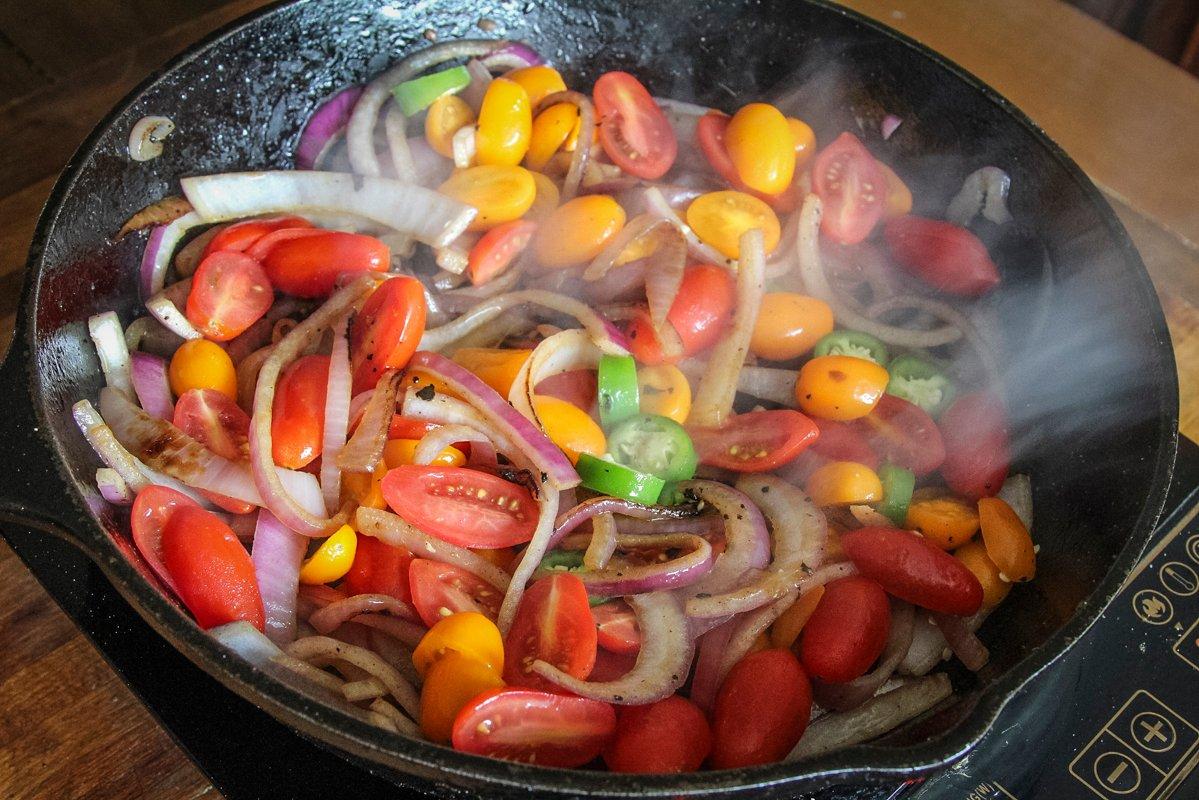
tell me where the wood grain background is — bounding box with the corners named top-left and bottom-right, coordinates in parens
top-left (0, 1), bottom-right (1196, 797)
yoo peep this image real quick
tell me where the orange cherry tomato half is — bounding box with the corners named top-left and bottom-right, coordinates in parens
top-left (161, 505), bottom-right (264, 631)
top-left (409, 558), bottom-right (502, 628)
top-left (202, 215), bottom-right (313, 258)
top-left (348, 276), bottom-right (427, 394)
top-left (689, 409), bottom-right (819, 472)
top-left (812, 132), bottom-right (886, 245)
top-left (258, 230), bottom-right (389, 298)
top-left (381, 466), bottom-right (538, 549)
top-left (592, 71), bottom-right (677, 180)
top-left (709, 649), bottom-right (811, 769)
top-left (271, 354), bottom-right (329, 470)
top-left (185, 251), bottom-right (274, 342)
top-left (468, 219), bottom-right (537, 286)
top-left (451, 688), bottom-right (617, 768)
top-left (603, 695), bottom-right (712, 774)
top-left (173, 388), bottom-right (254, 513)
top-left (502, 573), bottom-right (597, 692)
top-left (795, 355), bottom-right (890, 421)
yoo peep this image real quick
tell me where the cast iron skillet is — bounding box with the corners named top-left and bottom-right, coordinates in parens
top-left (0, 0), bottom-right (1179, 796)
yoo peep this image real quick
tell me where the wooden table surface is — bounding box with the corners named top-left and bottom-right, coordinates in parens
top-left (1, 1), bottom-right (1196, 797)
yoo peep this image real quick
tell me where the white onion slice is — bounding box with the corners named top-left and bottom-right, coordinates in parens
top-left (96, 468), bottom-right (133, 505)
top-left (88, 312), bottom-right (133, 397)
top-left (128, 115), bottom-right (175, 162)
top-left (451, 125), bottom-right (477, 169)
top-left (319, 315), bottom-right (352, 513)
top-left (642, 186), bottom-right (730, 267)
top-left (145, 293), bottom-right (202, 341)
top-left (251, 510), bottom-right (308, 645)
top-left (140, 211), bottom-right (203, 299)
top-left (947, 166), bottom-right (1013, 227)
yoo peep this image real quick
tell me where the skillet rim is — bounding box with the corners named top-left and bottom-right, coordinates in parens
top-left (14, 0), bottom-right (1179, 794)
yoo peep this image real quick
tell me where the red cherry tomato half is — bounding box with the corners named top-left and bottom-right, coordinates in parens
top-left (534, 369), bottom-right (598, 412)
top-left (592, 599), bottom-right (641, 655)
top-left (469, 219), bottom-right (537, 286)
top-left (884, 216), bottom-right (1000, 297)
top-left (388, 416), bottom-right (443, 441)
top-left (271, 354), bottom-right (329, 470)
top-left (173, 388), bottom-right (254, 513)
top-left (604, 695), bottom-right (712, 773)
top-left (503, 573), bottom-right (597, 691)
top-left (202, 215), bottom-right (313, 257)
top-left (812, 132), bottom-right (886, 245)
top-left (244, 227), bottom-right (329, 262)
top-left (161, 504), bottom-right (264, 630)
top-left (349, 276), bottom-right (427, 394)
top-left (625, 263), bottom-right (738, 366)
top-left (185, 251), bottom-right (274, 342)
top-left (343, 535), bottom-right (414, 604)
top-left (841, 526), bottom-right (984, 616)
top-left (694, 112), bottom-right (800, 213)
top-left (381, 466), bottom-right (538, 549)
top-left (593, 71), bottom-right (677, 180)
top-left (590, 646), bottom-right (638, 682)
top-left (854, 394), bottom-right (946, 477)
top-left (689, 409), bottom-right (819, 472)
top-left (451, 688), bottom-right (617, 768)
top-left (130, 485), bottom-right (200, 595)
top-left (812, 418), bottom-right (880, 469)
top-left (258, 231), bottom-right (389, 298)
top-left (709, 649), bottom-right (812, 769)
top-left (938, 392), bottom-right (1011, 499)
top-left (408, 558), bottom-right (502, 628)
top-left (799, 576), bottom-right (891, 683)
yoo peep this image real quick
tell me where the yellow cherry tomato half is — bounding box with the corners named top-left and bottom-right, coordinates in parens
top-left (954, 539), bottom-right (1011, 610)
top-left (787, 117), bottom-right (816, 167)
top-left (298, 524), bottom-right (358, 585)
top-left (531, 395), bottom-right (606, 463)
top-left (685, 191), bottom-right (781, 260)
top-left (475, 78), bottom-right (532, 167)
top-left (382, 438), bottom-right (466, 469)
top-left (533, 194), bottom-right (626, 268)
top-left (425, 94), bottom-right (476, 159)
top-left (438, 165), bottom-right (537, 231)
top-left (412, 610), bottom-right (505, 677)
top-left (526, 102), bottom-right (579, 171)
top-left (795, 354), bottom-right (890, 421)
top-left (168, 339), bottom-right (237, 400)
top-left (341, 461), bottom-right (387, 510)
top-left (750, 293), bottom-right (835, 361)
top-left (637, 364), bottom-right (692, 424)
top-left (805, 461), bottom-right (884, 506)
top-left (452, 347), bottom-right (533, 397)
top-left (419, 650), bottom-right (505, 743)
top-left (978, 496), bottom-right (1036, 583)
top-left (505, 65), bottom-right (567, 109)
top-left (725, 103), bottom-right (796, 195)
top-left (877, 161), bottom-right (913, 219)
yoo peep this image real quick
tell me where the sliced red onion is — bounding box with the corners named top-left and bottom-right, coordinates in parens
top-left (537, 90), bottom-right (594, 200)
top-left (319, 315), bottom-right (351, 512)
top-left (140, 211), bottom-right (203, 300)
top-left (356, 507), bottom-right (511, 591)
top-left (145, 292), bottom-right (203, 341)
top-left (814, 600), bottom-right (915, 712)
top-left (507, 328), bottom-right (601, 433)
top-left (932, 612), bottom-right (990, 671)
top-left (498, 484), bottom-right (561, 633)
top-left (450, 125), bottom-right (478, 169)
top-left (249, 277), bottom-right (377, 534)
top-left (947, 166), bottom-right (1013, 227)
top-left (382, 104), bottom-right (419, 184)
top-left (419, 289), bottom-right (628, 355)
top-left (480, 42), bottom-right (543, 70)
top-left (309, 593), bottom-right (420, 635)
top-left (405, 136), bottom-right (453, 186)
top-left (96, 468), bottom-right (133, 505)
top-left (584, 214), bottom-right (686, 334)
top-left (684, 362), bottom-right (794, 406)
top-left (87, 312), bottom-right (133, 397)
top-left (880, 114), bottom-right (902, 140)
top-left (998, 473), bottom-right (1033, 530)
top-left (550, 496), bottom-right (702, 550)
top-left (124, 315), bottom-right (185, 357)
top-left (296, 86), bottom-right (364, 170)
top-left (712, 589), bottom-right (798, 688)
top-left (686, 475), bottom-right (827, 618)
top-left (795, 194), bottom-right (962, 349)
top-left (129, 351), bottom-right (174, 420)
top-left (181, 171), bottom-right (475, 248)
top-left (346, 39), bottom-right (502, 176)
top-left (558, 533), bottom-right (713, 596)
top-left (411, 424), bottom-right (485, 466)
top-left (787, 673), bottom-right (953, 761)
top-left (689, 618), bottom-right (735, 712)
top-left (530, 591), bottom-right (693, 704)
top-left (434, 242), bottom-right (471, 275)
top-left (98, 388), bottom-right (325, 517)
top-left (689, 228), bottom-right (764, 428)
top-left (677, 480), bottom-right (771, 603)
top-left (74, 399), bottom-right (152, 495)
top-left (460, 59), bottom-right (493, 113)
top-left (251, 510), bottom-right (308, 645)
top-left (351, 614), bottom-right (427, 649)
top-left (642, 186), bottom-right (729, 267)
top-left (128, 115), bottom-right (175, 162)
top-left (400, 390), bottom-right (522, 459)
top-left (583, 512), bottom-right (617, 571)
top-left (409, 351), bottom-right (579, 491)
top-left (336, 370), bottom-right (401, 474)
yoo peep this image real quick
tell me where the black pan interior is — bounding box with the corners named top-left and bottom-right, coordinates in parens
top-left (20, 0), bottom-right (1176, 796)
